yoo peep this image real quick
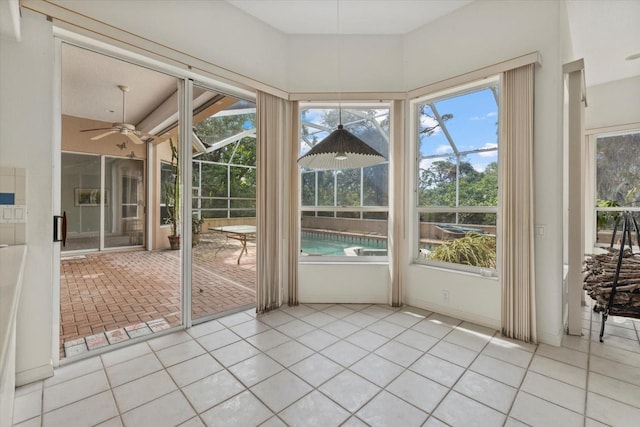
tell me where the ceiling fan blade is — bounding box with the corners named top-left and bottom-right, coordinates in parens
top-left (90, 130), bottom-right (118, 140)
top-left (80, 127), bottom-right (113, 133)
top-left (127, 133), bottom-right (145, 145)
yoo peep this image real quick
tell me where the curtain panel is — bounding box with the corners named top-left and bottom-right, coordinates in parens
top-left (256, 91), bottom-right (297, 313)
top-left (500, 63), bottom-right (537, 343)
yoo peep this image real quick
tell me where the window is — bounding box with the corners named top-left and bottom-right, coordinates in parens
top-left (121, 176), bottom-right (139, 218)
top-left (160, 161), bottom-right (174, 226)
top-left (415, 81), bottom-right (500, 272)
top-left (594, 130), bottom-right (640, 245)
top-left (192, 101), bottom-right (257, 219)
top-left (299, 104), bottom-right (389, 258)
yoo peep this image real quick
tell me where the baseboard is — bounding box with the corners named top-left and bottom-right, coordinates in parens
top-left (16, 362), bottom-right (54, 387)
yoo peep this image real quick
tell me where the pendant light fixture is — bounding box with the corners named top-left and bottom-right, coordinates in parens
top-left (297, 0), bottom-right (386, 170)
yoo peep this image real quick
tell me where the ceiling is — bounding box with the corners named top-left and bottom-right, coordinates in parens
top-left (226, 0), bottom-right (473, 35)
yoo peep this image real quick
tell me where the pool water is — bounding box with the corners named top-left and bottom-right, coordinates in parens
top-left (301, 234), bottom-right (387, 256)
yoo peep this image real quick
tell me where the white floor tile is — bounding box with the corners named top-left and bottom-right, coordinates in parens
top-left (589, 342), bottom-right (640, 368)
top-left (12, 389), bottom-right (42, 425)
top-left (429, 340), bottom-right (479, 368)
top-left (95, 416), bottom-right (124, 427)
top-left (279, 304), bottom-right (317, 318)
top-left (535, 344), bottom-right (588, 369)
top-left (301, 311), bottom-right (338, 327)
top-left (259, 416), bottom-right (287, 427)
top-left (197, 327), bottom-right (241, 352)
top-left (434, 391), bottom-right (506, 427)
top-left (275, 319), bottom-right (316, 338)
top-left (296, 329), bottom-right (340, 351)
top-left (45, 356), bottom-right (104, 386)
top-left (322, 320), bottom-right (361, 338)
top-left (589, 354), bottom-right (640, 387)
top-left (182, 370), bottom-right (245, 413)
top-left (356, 390), bottom-right (428, 427)
top-left (411, 318), bottom-right (455, 339)
top-left (528, 355), bottom-right (587, 388)
top-left (469, 354), bottom-right (526, 388)
top-left (228, 353), bottom-right (284, 387)
top-left (217, 311), bottom-right (254, 327)
top-left (410, 353), bottom-right (465, 387)
top-left (366, 320), bottom-right (406, 339)
top-left (345, 329), bottom-right (389, 351)
top-left (289, 353), bottom-right (343, 387)
top-left (186, 320), bottom-right (224, 338)
top-left (121, 390), bottom-right (195, 427)
top-left (521, 371), bottom-right (585, 414)
top-left (112, 370), bottom-right (177, 413)
top-left (229, 319), bottom-right (271, 338)
top-left (251, 370), bottom-right (313, 412)
top-left (394, 329), bottom-right (439, 352)
top-left (444, 323), bottom-right (494, 352)
top-left (265, 340), bottom-right (314, 367)
top-left (200, 390), bottom-right (273, 426)
top-left (342, 312), bottom-right (379, 328)
top-left (147, 331), bottom-right (192, 351)
top-left (12, 416), bottom-right (41, 427)
top-left (105, 352), bottom-right (163, 387)
top-left (509, 391), bottom-right (583, 427)
top-left (42, 391), bottom-right (118, 427)
top-left (258, 310), bottom-right (296, 328)
top-left (386, 370), bottom-right (449, 413)
top-left (210, 340), bottom-right (261, 367)
top-left (482, 340), bottom-right (534, 368)
top-left (586, 392), bottom-right (640, 427)
top-left (588, 372), bottom-right (640, 408)
top-left (453, 371), bottom-right (517, 414)
top-left (178, 417), bottom-right (205, 427)
top-left (166, 353), bottom-right (224, 387)
top-left (384, 311), bottom-right (425, 328)
top-left (245, 329), bottom-right (290, 352)
top-left (423, 417), bottom-right (449, 427)
top-left (43, 369), bottom-right (110, 412)
top-left (360, 305), bottom-right (395, 319)
top-left (349, 354), bottom-right (404, 387)
top-left (321, 340), bottom-right (369, 367)
top-left (374, 340), bottom-right (423, 367)
top-left (155, 339), bottom-right (205, 367)
top-left (279, 391), bottom-right (350, 427)
top-left (341, 416), bottom-right (369, 427)
top-left (322, 305), bottom-right (356, 319)
top-left (319, 370), bottom-right (380, 412)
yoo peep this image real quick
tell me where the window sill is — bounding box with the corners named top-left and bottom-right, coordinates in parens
top-left (411, 259), bottom-right (498, 280)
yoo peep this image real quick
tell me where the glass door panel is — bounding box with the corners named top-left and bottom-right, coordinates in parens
top-left (61, 152), bottom-right (101, 252)
top-left (104, 157), bottom-right (145, 249)
top-left (191, 85), bottom-right (257, 322)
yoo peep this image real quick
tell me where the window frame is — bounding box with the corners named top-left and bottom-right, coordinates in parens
top-left (411, 78), bottom-right (500, 275)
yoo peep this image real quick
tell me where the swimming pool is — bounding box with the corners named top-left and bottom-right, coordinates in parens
top-left (301, 232), bottom-right (387, 256)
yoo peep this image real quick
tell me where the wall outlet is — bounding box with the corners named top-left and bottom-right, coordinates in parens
top-left (442, 290), bottom-right (450, 304)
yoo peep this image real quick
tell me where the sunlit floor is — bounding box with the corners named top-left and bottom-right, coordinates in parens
top-left (13, 302), bottom-right (640, 426)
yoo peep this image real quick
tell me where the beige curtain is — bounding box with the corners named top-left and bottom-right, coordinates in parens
top-left (256, 91), bottom-right (295, 313)
top-left (390, 100), bottom-right (405, 307)
top-left (500, 64), bottom-right (537, 343)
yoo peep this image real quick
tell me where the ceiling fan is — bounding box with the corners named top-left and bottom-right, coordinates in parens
top-left (81, 85), bottom-right (164, 145)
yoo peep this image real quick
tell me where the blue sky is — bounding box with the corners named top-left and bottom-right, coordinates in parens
top-left (419, 87), bottom-right (498, 172)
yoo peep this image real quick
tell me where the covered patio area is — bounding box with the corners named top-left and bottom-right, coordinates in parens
top-left (59, 236), bottom-right (256, 358)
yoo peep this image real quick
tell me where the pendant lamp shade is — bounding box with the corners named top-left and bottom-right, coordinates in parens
top-left (297, 124), bottom-right (386, 170)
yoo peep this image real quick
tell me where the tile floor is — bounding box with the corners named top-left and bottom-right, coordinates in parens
top-left (13, 302), bottom-right (640, 427)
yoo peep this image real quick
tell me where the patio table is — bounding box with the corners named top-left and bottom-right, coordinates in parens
top-left (208, 225), bottom-right (256, 264)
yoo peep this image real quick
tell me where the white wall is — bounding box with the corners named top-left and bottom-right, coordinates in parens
top-left (403, 0), bottom-right (567, 345)
top-left (286, 35), bottom-right (405, 93)
top-left (0, 10), bottom-right (55, 384)
top-left (299, 263), bottom-right (389, 304)
top-left (585, 76), bottom-right (640, 130)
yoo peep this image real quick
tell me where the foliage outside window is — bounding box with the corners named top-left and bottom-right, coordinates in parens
top-left (192, 101), bottom-right (256, 219)
top-left (416, 82), bottom-right (500, 272)
top-left (300, 104), bottom-right (389, 258)
top-left (159, 161), bottom-right (173, 226)
top-left (594, 131), bottom-right (640, 244)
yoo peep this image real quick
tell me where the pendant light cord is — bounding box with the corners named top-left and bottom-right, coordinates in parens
top-left (337, 0), bottom-right (342, 126)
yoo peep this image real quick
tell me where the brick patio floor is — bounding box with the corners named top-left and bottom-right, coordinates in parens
top-left (60, 237), bottom-right (256, 357)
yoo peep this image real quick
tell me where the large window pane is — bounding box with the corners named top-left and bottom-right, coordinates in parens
top-left (415, 81), bottom-right (499, 271)
top-left (300, 104), bottom-right (390, 257)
